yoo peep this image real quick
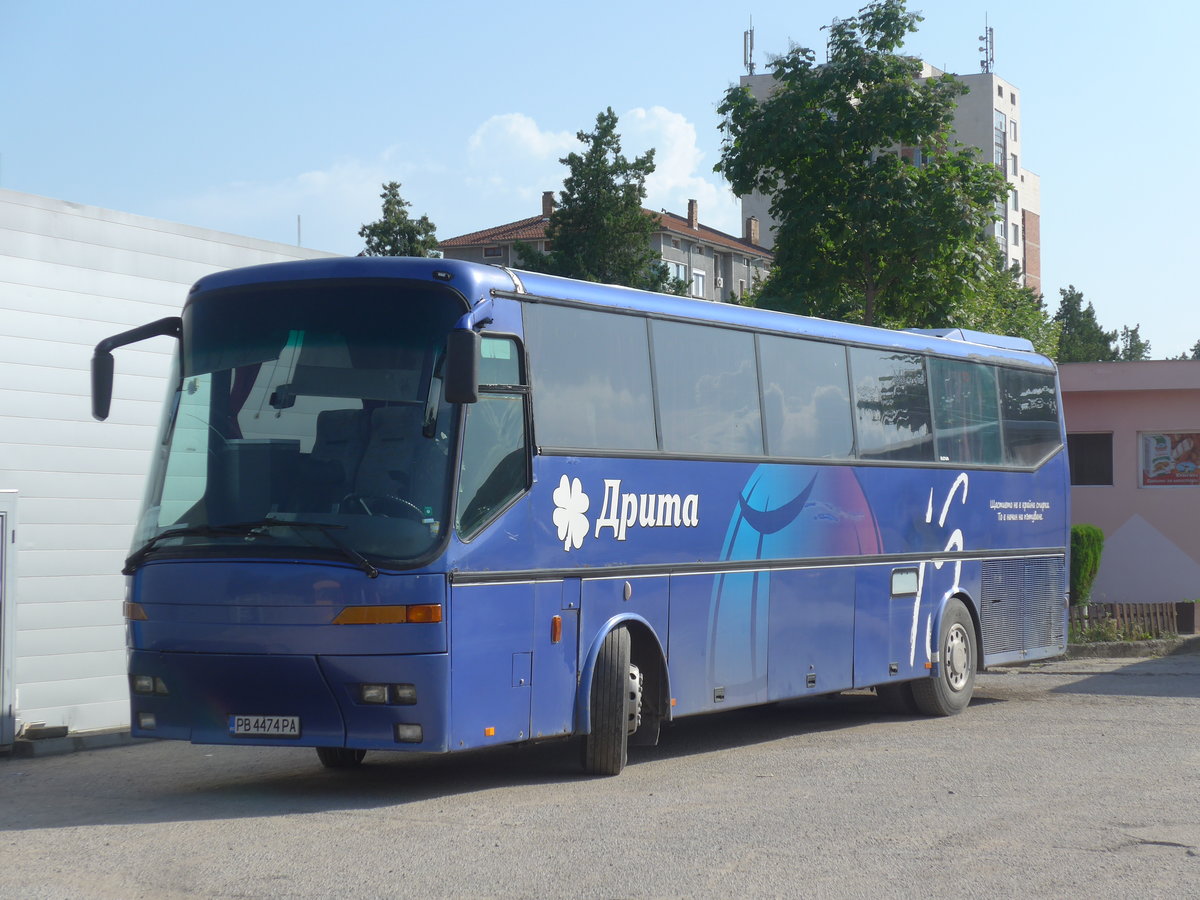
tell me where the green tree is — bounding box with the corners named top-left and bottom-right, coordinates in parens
top-left (358, 181), bottom-right (439, 257)
top-left (1053, 286), bottom-right (1118, 362)
top-left (1173, 340), bottom-right (1200, 360)
top-left (716, 0), bottom-right (1010, 328)
top-left (517, 108), bottom-right (678, 293)
top-left (949, 246), bottom-right (1059, 357)
top-left (1118, 324), bottom-right (1151, 361)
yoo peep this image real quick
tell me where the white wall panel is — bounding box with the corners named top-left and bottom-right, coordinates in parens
top-left (17, 599), bottom-right (124, 629)
top-left (16, 649), bottom-right (126, 684)
top-left (16, 574), bottom-right (122, 604)
top-left (0, 188), bottom-right (335, 734)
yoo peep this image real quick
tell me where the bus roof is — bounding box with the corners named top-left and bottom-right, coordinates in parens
top-left (187, 256), bottom-right (1055, 371)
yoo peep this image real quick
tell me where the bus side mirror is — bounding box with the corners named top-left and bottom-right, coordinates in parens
top-left (90, 316), bottom-right (182, 422)
top-left (444, 329), bottom-right (480, 404)
top-left (92, 351), bottom-right (115, 421)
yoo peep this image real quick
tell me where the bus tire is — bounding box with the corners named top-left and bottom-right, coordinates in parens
top-left (911, 598), bottom-right (976, 716)
top-left (582, 626), bottom-right (640, 777)
top-left (316, 747), bottom-right (366, 768)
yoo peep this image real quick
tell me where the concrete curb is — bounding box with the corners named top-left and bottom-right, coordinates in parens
top-left (1066, 633), bottom-right (1200, 659)
top-left (4, 727), bottom-right (154, 759)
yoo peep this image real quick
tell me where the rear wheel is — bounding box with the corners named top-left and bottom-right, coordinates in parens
top-left (582, 627), bottom-right (642, 776)
top-left (911, 598), bottom-right (976, 716)
top-left (316, 747), bottom-right (366, 768)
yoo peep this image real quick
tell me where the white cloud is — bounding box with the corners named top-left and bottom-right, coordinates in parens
top-left (621, 106), bottom-right (742, 237)
top-left (168, 106), bottom-right (742, 255)
top-left (173, 153), bottom-right (448, 255)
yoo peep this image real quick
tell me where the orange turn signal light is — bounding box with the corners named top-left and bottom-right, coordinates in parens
top-left (332, 604), bottom-right (442, 625)
top-left (124, 601), bottom-right (149, 621)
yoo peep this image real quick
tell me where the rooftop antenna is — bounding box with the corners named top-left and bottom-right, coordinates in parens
top-left (978, 17), bottom-right (994, 73)
top-left (743, 18), bottom-right (755, 75)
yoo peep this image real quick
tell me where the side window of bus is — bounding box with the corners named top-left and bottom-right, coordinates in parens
top-left (849, 349), bottom-right (934, 462)
top-left (758, 335), bottom-right (853, 459)
top-left (456, 336), bottom-right (529, 540)
top-left (456, 392), bottom-right (528, 540)
top-left (999, 368), bottom-right (1061, 466)
top-left (928, 358), bottom-right (1002, 465)
top-left (523, 304), bottom-right (657, 451)
top-left (651, 320), bottom-right (764, 456)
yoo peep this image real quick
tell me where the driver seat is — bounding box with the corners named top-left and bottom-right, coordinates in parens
top-left (352, 406), bottom-right (423, 508)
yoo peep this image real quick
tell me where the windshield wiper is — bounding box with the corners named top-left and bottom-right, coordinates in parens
top-left (123, 518), bottom-right (380, 578)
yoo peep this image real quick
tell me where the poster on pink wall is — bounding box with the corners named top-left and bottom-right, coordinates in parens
top-left (1141, 432), bottom-right (1200, 486)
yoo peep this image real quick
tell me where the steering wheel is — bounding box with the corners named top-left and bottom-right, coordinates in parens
top-left (341, 493), bottom-right (427, 521)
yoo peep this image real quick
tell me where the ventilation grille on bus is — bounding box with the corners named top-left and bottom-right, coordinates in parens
top-left (980, 556), bottom-right (1066, 657)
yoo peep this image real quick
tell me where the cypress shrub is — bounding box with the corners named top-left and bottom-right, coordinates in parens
top-left (1070, 524), bottom-right (1105, 606)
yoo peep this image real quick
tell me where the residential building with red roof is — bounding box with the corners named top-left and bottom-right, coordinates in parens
top-left (438, 192), bottom-right (773, 302)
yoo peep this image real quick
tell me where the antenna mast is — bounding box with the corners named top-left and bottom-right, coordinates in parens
top-left (744, 19), bottom-right (755, 75)
top-left (978, 18), bottom-right (994, 73)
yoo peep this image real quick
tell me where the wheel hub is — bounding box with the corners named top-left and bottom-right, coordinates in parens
top-left (945, 624), bottom-right (970, 691)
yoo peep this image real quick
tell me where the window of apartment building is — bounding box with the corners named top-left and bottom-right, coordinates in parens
top-left (1012, 224), bottom-right (1020, 245)
top-left (1010, 120), bottom-right (1018, 142)
top-left (665, 260), bottom-right (688, 282)
top-left (738, 279), bottom-right (746, 297)
top-left (997, 85), bottom-right (1003, 97)
top-left (1010, 91), bottom-right (1016, 104)
top-left (1010, 153), bottom-right (1018, 176)
top-left (691, 270), bottom-right (706, 298)
top-left (483, 246), bottom-right (503, 258)
top-left (1068, 433), bottom-right (1114, 485)
top-left (1011, 189), bottom-right (1019, 211)
top-left (672, 238), bottom-right (680, 250)
top-left (995, 220), bottom-right (1007, 240)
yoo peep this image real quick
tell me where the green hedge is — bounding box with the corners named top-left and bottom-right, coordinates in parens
top-left (1070, 524), bottom-right (1105, 606)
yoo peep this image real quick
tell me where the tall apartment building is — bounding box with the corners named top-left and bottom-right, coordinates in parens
top-left (737, 64), bottom-right (1041, 294)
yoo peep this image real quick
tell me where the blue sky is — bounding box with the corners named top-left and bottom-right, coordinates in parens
top-left (3, 1), bottom-right (1197, 356)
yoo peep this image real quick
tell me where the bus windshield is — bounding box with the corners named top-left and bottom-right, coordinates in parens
top-left (134, 280), bottom-right (466, 568)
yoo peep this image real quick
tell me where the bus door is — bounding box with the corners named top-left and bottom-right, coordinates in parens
top-left (766, 567), bottom-right (856, 699)
top-left (529, 579), bottom-right (578, 740)
top-left (853, 564), bottom-right (934, 688)
top-left (449, 581), bottom-right (534, 750)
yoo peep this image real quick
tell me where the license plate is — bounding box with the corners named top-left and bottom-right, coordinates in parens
top-left (228, 715), bottom-right (301, 738)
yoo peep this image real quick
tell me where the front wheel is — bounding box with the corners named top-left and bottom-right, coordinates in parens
top-left (911, 598), bottom-right (977, 716)
top-left (582, 627), bottom-right (642, 776)
top-left (316, 747), bottom-right (366, 768)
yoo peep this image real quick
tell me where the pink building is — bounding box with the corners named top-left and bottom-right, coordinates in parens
top-left (1060, 361), bottom-right (1200, 603)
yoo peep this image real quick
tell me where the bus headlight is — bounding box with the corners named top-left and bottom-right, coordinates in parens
top-left (394, 724), bottom-right (423, 743)
top-left (131, 675), bottom-right (169, 695)
top-left (360, 684), bottom-right (389, 704)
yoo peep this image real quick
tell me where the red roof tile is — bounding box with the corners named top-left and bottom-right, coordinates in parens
top-left (439, 208), bottom-right (772, 260)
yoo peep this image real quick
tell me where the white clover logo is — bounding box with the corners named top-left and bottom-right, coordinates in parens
top-left (552, 475), bottom-right (590, 551)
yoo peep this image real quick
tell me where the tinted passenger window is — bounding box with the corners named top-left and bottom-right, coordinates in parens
top-left (523, 305), bottom-right (657, 451)
top-left (929, 358), bottom-right (1002, 465)
top-left (759, 335), bottom-right (853, 458)
top-left (850, 349), bottom-right (933, 462)
top-left (1000, 369), bottom-right (1061, 466)
top-left (652, 320), bottom-right (763, 456)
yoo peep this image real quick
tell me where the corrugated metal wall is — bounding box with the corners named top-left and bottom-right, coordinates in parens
top-left (0, 189), bottom-right (335, 735)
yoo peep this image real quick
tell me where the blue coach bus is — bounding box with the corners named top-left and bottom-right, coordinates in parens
top-left (92, 256), bottom-right (1069, 776)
